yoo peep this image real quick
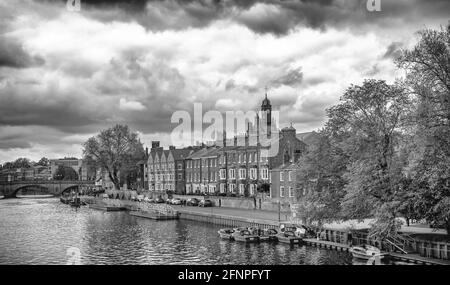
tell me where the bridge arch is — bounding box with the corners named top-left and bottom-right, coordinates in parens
top-left (0, 180), bottom-right (96, 198)
top-left (60, 185), bottom-right (81, 195)
top-left (12, 185), bottom-right (52, 197)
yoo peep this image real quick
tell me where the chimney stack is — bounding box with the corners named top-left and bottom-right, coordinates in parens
top-left (151, 141), bottom-right (160, 149)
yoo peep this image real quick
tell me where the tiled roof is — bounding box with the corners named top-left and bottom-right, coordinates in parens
top-left (171, 148), bottom-right (194, 160)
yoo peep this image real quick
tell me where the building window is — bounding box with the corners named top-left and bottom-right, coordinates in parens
top-left (249, 184), bottom-right (255, 195)
top-left (220, 184), bottom-right (225, 193)
top-left (239, 168), bottom-right (246, 179)
top-left (280, 172), bottom-right (284, 182)
top-left (229, 169), bottom-right (235, 179)
top-left (280, 186), bottom-right (285, 197)
top-left (289, 187), bottom-right (294, 197)
top-left (288, 171), bottom-right (292, 181)
top-left (220, 169), bottom-right (226, 179)
top-left (261, 168), bottom-right (268, 180)
top-left (239, 184), bottom-right (245, 195)
top-left (249, 168), bottom-right (256, 180)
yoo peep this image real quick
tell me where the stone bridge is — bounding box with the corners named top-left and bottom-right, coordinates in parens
top-left (0, 180), bottom-right (95, 198)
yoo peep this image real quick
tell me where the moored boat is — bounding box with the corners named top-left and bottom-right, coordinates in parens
top-left (258, 228), bottom-right (278, 242)
top-left (69, 197), bottom-right (81, 208)
top-left (232, 229), bottom-right (259, 243)
top-left (277, 230), bottom-right (303, 244)
top-left (218, 228), bottom-right (235, 240)
top-left (277, 223), bottom-right (305, 245)
top-left (350, 245), bottom-right (385, 261)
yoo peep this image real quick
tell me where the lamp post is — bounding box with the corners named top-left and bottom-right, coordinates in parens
top-left (278, 199), bottom-right (281, 222)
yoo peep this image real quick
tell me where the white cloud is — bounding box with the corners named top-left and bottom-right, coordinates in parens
top-left (0, 0), bottom-right (447, 161)
top-left (119, 98), bottom-right (147, 111)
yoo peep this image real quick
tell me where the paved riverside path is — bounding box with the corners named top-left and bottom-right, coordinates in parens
top-left (172, 205), bottom-right (291, 223)
top-left (171, 204), bottom-right (449, 235)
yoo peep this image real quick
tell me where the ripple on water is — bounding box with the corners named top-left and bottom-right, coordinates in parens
top-left (0, 198), bottom-right (356, 265)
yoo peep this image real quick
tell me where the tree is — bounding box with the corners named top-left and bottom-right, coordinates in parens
top-left (83, 124), bottom-right (144, 190)
top-left (397, 25), bottom-right (450, 233)
top-left (2, 162), bottom-right (14, 169)
top-left (326, 79), bottom-right (410, 238)
top-left (37, 157), bottom-right (50, 166)
top-left (295, 131), bottom-right (347, 226)
top-left (13, 158), bottom-right (31, 168)
top-left (53, 165), bottom-right (79, 181)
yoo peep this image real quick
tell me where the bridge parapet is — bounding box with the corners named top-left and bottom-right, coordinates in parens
top-left (0, 180), bottom-right (96, 198)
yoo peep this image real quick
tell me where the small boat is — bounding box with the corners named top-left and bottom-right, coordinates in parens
top-left (60, 197), bottom-right (70, 204)
top-left (277, 230), bottom-right (303, 244)
top-left (218, 228), bottom-right (235, 240)
top-left (277, 223), bottom-right (305, 245)
top-left (350, 245), bottom-right (385, 261)
top-left (258, 228), bottom-right (278, 242)
top-left (69, 194), bottom-right (82, 208)
top-left (69, 197), bottom-right (81, 208)
top-left (232, 229), bottom-right (259, 243)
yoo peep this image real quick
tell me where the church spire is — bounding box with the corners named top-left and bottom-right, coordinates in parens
top-left (261, 86), bottom-right (271, 111)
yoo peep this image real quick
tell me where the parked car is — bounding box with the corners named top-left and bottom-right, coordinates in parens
top-left (170, 198), bottom-right (182, 205)
top-left (166, 198), bottom-right (173, 204)
top-left (137, 195), bottom-right (144, 202)
top-left (155, 197), bottom-right (165, 203)
top-left (199, 199), bottom-right (213, 207)
top-left (130, 196), bottom-right (137, 201)
top-left (186, 198), bottom-right (200, 206)
top-left (143, 197), bottom-right (151, 203)
top-left (102, 194), bottom-right (109, 199)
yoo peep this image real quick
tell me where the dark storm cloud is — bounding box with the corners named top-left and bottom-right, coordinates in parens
top-left (0, 139), bottom-right (32, 150)
top-left (0, 36), bottom-right (45, 68)
top-left (54, 0), bottom-right (450, 35)
top-left (383, 41), bottom-right (403, 59)
top-left (0, 80), bottom-right (108, 133)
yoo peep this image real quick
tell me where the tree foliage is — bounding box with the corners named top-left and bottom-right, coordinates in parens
top-left (37, 157), bottom-right (50, 167)
top-left (296, 25), bottom-right (450, 236)
top-left (295, 132), bottom-right (347, 225)
top-left (396, 25), bottom-right (450, 233)
top-left (82, 124), bottom-right (144, 190)
top-left (53, 165), bottom-right (78, 181)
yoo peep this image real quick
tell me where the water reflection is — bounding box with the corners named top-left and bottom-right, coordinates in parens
top-left (0, 198), bottom-right (356, 265)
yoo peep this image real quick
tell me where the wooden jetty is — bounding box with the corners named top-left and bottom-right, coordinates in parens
top-left (304, 238), bottom-right (350, 252)
top-left (304, 238), bottom-right (450, 265)
top-left (130, 210), bottom-right (179, 221)
top-left (389, 252), bottom-right (450, 265)
top-left (88, 204), bottom-right (127, 211)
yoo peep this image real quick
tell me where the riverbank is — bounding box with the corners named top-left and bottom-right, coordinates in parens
top-left (78, 196), bottom-right (450, 263)
top-left (3, 197), bottom-right (353, 265)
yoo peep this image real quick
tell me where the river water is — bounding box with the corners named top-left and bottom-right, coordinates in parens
top-left (0, 197), bottom-right (387, 265)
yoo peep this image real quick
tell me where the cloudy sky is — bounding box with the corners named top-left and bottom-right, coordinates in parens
top-left (0, 0), bottom-right (449, 163)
